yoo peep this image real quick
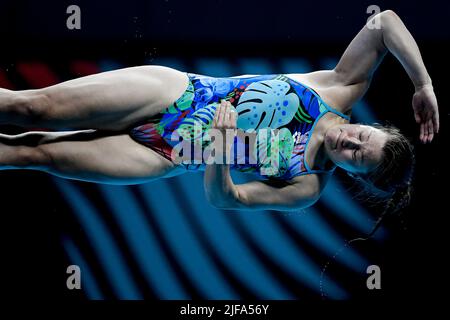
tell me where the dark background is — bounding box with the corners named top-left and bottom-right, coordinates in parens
top-left (0, 0), bottom-right (448, 307)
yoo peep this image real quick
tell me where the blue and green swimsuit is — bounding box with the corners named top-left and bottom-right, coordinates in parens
top-left (129, 73), bottom-right (350, 180)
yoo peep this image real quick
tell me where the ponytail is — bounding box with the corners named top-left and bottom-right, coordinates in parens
top-left (349, 181), bottom-right (413, 243)
top-left (321, 181), bottom-right (414, 298)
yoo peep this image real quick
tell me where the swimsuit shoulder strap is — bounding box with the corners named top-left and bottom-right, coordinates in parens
top-left (284, 74), bottom-right (351, 121)
top-left (318, 99), bottom-right (351, 121)
top-left (306, 86), bottom-right (351, 121)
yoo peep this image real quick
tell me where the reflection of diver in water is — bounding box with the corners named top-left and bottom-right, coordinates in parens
top-left (0, 11), bottom-right (439, 224)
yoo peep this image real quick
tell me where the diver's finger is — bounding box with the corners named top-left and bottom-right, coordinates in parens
top-left (213, 102), bottom-right (222, 127)
top-left (218, 100), bottom-right (226, 125)
top-left (230, 106), bottom-right (238, 128)
top-left (427, 119), bottom-right (434, 143)
top-left (225, 101), bottom-right (232, 123)
top-left (433, 111), bottom-right (440, 133)
top-left (419, 122), bottom-right (424, 143)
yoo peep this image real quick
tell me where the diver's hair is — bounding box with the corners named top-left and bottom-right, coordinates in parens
top-left (320, 124), bottom-right (415, 299)
top-left (348, 123), bottom-right (415, 239)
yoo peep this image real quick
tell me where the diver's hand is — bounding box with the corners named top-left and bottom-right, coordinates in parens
top-left (213, 99), bottom-right (238, 130)
top-left (412, 84), bottom-right (439, 143)
top-left (211, 100), bottom-right (237, 163)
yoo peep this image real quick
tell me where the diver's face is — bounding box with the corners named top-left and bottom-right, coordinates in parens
top-left (324, 124), bottom-right (388, 174)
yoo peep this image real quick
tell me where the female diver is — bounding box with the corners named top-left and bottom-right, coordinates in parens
top-left (0, 10), bottom-right (440, 217)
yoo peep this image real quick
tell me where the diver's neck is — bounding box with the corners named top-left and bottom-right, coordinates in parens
top-left (317, 114), bottom-right (347, 171)
top-left (316, 140), bottom-right (336, 171)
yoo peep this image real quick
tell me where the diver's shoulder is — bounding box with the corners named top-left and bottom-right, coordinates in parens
top-left (285, 70), bottom-right (340, 88)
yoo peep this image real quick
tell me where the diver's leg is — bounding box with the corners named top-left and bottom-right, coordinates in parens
top-left (0, 133), bottom-right (183, 185)
top-left (0, 65), bottom-right (189, 131)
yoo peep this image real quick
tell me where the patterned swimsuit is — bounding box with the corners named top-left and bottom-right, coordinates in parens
top-left (129, 73), bottom-right (350, 180)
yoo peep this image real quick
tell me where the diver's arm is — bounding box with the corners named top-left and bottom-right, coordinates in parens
top-left (203, 100), bottom-right (319, 211)
top-left (380, 11), bottom-right (431, 89)
top-left (204, 164), bottom-right (319, 211)
top-left (203, 100), bottom-right (240, 208)
top-left (335, 10), bottom-right (430, 88)
top-left (381, 10), bottom-right (439, 142)
top-left (334, 10), bottom-right (439, 143)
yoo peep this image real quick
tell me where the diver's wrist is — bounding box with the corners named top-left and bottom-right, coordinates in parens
top-left (413, 76), bottom-right (432, 92)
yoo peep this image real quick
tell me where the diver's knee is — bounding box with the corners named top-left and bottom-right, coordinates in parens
top-left (9, 90), bottom-right (53, 124)
top-left (15, 145), bottom-right (53, 168)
